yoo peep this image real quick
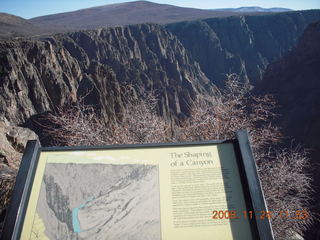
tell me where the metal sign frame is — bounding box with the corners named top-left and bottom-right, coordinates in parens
top-left (0, 130), bottom-right (274, 240)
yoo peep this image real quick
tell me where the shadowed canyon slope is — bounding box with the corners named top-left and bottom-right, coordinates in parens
top-left (255, 20), bottom-right (320, 240)
top-left (256, 20), bottom-right (320, 159)
top-left (167, 10), bottom-right (320, 86)
top-left (0, 24), bottom-right (214, 127)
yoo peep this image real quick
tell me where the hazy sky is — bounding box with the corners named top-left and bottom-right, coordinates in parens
top-left (2, 0), bottom-right (320, 19)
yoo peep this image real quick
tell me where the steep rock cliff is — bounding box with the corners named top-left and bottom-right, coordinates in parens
top-left (0, 24), bottom-right (215, 127)
top-left (255, 21), bottom-right (320, 239)
top-left (166, 10), bottom-right (320, 86)
top-left (256, 20), bottom-right (320, 160)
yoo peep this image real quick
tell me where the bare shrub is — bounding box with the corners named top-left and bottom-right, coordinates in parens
top-left (41, 89), bottom-right (170, 146)
top-left (259, 148), bottom-right (313, 239)
top-left (179, 74), bottom-right (282, 162)
top-left (32, 75), bottom-right (314, 239)
top-left (178, 74), bottom-right (313, 239)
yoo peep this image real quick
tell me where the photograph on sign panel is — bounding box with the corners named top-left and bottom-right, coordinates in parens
top-left (30, 163), bottom-right (161, 240)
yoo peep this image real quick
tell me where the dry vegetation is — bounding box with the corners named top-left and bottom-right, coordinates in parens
top-left (41, 88), bottom-right (171, 146)
top-left (0, 75), bottom-right (314, 239)
top-left (179, 75), bottom-right (313, 238)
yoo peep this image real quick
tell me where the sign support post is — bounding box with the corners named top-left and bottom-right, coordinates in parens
top-left (236, 130), bottom-right (274, 240)
top-left (1, 140), bottom-right (41, 240)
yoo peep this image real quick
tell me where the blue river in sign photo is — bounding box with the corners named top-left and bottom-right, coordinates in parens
top-left (72, 197), bottom-right (95, 233)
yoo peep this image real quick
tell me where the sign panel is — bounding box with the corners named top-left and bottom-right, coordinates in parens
top-left (1, 130), bottom-right (274, 240)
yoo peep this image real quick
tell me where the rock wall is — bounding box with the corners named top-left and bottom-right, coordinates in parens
top-left (255, 21), bottom-right (320, 239)
top-left (166, 10), bottom-right (320, 86)
top-left (256, 20), bottom-right (320, 159)
top-left (0, 24), bottom-right (215, 127)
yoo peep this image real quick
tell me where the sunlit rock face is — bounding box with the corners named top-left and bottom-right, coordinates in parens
top-left (0, 24), bottom-right (215, 128)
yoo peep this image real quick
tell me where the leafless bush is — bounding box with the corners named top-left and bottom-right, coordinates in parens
top-left (41, 89), bottom-right (170, 146)
top-left (178, 74), bottom-right (313, 239)
top-left (36, 75), bottom-right (314, 239)
top-left (179, 74), bottom-right (282, 161)
top-left (259, 148), bottom-right (313, 239)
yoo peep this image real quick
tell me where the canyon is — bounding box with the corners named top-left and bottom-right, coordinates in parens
top-left (1, 5), bottom-right (320, 239)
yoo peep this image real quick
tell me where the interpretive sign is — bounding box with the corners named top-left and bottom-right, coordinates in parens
top-left (1, 130), bottom-right (274, 240)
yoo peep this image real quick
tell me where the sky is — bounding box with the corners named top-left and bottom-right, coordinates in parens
top-left (1, 0), bottom-right (320, 19)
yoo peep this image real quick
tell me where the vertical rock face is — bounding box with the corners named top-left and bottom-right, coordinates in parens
top-left (62, 25), bottom-right (215, 120)
top-left (0, 24), bottom-right (215, 126)
top-left (0, 40), bottom-right (82, 124)
top-left (255, 21), bottom-right (320, 239)
top-left (1, 11), bottom-right (319, 126)
top-left (167, 10), bottom-right (320, 86)
top-left (256, 20), bottom-right (320, 158)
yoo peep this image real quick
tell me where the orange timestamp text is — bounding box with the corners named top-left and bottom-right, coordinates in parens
top-left (212, 210), bottom-right (310, 220)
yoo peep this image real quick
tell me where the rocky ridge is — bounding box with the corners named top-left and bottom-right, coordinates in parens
top-left (0, 13), bottom-right (43, 39)
top-left (28, 1), bottom-right (248, 31)
top-left (0, 24), bottom-right (214, 128)
top-left (166, 10), bottom-right (320, 86)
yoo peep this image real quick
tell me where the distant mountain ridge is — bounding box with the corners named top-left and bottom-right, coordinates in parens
top-left (28, 1), bottom-right (245, 30)
top-left (28, 1), bottom-right (286, 31)
top-left (0, 1), bottom-right (304, 39)
top-left (214, 7), bottom-right (292, 12)
top-left (0, 13), bottom-right (43, 39)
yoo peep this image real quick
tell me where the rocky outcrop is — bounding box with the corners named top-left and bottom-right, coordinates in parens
top-left (0, 121), bottom-right (38, 168)
top-left (166, 10), bottom-right (320, 86)
top-left (0, 24), bottom-right (215, 127)
top-left (0, 39), bottom-right (82, 124)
